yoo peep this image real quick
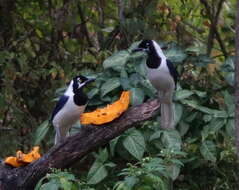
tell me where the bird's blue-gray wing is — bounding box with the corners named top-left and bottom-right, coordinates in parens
top-left (51, 95), bottom-right (69, 122)
top-left (166, 59), bottom-right (178, 86)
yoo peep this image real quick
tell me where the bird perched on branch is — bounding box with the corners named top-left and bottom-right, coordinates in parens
top-left (51, 75), bottom-right (95, 144)
top-left (132, 40), bottom-right (178, 129)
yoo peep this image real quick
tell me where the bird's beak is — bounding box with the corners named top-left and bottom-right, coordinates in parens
top-left (78, 78), bottom-right (95, 89)
top-left (85, 78), bottom-right (95, 84)
top-left (131, 48), bottom-right (149, 53)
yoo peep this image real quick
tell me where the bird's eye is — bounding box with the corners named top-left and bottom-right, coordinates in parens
top-left (146, 43), bottom-right (149, 46)
top-left (77, 78), bottom-right (82, 83)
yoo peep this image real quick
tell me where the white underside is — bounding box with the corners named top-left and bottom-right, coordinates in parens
top-left (53, 96), bottom-right (85, 144)
top-left (147, 61), bottom-right (175, 94)
top-left (148, 69), bottom-right (174, 90)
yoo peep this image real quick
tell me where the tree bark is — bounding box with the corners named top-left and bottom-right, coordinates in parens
top-left (0, 99), bottom-right (160, 190)
top-left (0, 0), bottom-right (16, 48)
top-left (235, 0), bottom-right (239, 188)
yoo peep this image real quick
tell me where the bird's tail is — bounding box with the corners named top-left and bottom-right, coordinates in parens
top-left (160, 102), bottom-right (174, 129)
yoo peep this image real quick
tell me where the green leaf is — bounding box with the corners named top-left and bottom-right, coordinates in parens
top-left (175, 89), bottom-right (194, 101)
top-left (221, 57), bottom-right (235, 86)
top-left (33, 120), bottom-right (49, 145)
top-left (140, 79), bottom-right (157, 97)
top-left (225, 72), bottom-right (234, 86)
top-left (101, 78), bottom-right (120, 96)
top-left (226, 119), bottom-right (235, 137)
top-left (203, 115), bottom-right (212, 122)
top-left (64, 39), bottom-right (78, 53)
top-left (211, 110), bottom-right (228, 118)
top-left (130, 88), bottom-right (145, 106)
top-left (166, 164), bottom-right (181, 181)
top-left (35, 176), bottom-right (48, 190)
top-left (35, 28), bottom-right (43, 38)
top-left (197, 107), bottom-right (216, 115)
top-left (182, 100), bottom-right (207, 114)
top-left (39, 182), bottom-right (59, 190)
top-left (120, 70), bottom-right (129, 89)
top-left (201, 125), bottom-right (210, 141)
top-left (114, 182), bottom-right (130, 190)
top-left (193, 90), bottom-right (207, 98)
top-left (60, 177), bottom-right (73, 190)
top-left (97, 148), bottom-right (109, 163)
top-left (120, 78), bottom-right (131, 90)
top-left (223, 91), bottom-right (234, 115)
top-left (105, 162), bottom-right (116, 168)
top-left (124, 176), bottom-right (139, 188)
top-left (220, 150), bottom-right (231, 161)
top-left (209, 118), bottom-right (226, 132)
top-left (185, 46), bottom-right (203, 55)
top-left (178, 121), bottom-right (190, 136)
top-left (201, 118), bottom-right (225, 140)
top-left (165, 47), bottom-right (186, 63)
top-left (149, 131), bottom-right (163, 141)
top-left (182, 99), bottom-right (228, 117)
top-left (181, 99), bottom-right (199, 110)
top-left (123, 129), bottom-right (146, 160)
top-left (101, 27), bottom-right (114, 33)
top-left (185, 112), bottom-right (198, 122)
top-left (87, 161), bottom-right (108, 184)
top-left (57, 172), bottom-right (75, 181)
top-left (221, 56), bottom-right (234, 72)
top-left (194, 55), bottom-right (212, 67)
top-left (110, 136), bottom-right (120, 156)
top-left (129, 73), bottom-right (142, 87)
top-left (103, 50), bottom-right (130, 69)
top-left (162, 130), bottom-right (182, 151)
top-left (135, 62), bottom-right (147, 77)
top-left (120, 67), bottom-right (128, 78)
top-left (87, 88), bottom-right (99, 99)
top-left (200, 141), bottom-right (217, 162)
top-left (127, 41), bottom-right (141, 51)
top-left (174, 103), bottom-right (183, 126)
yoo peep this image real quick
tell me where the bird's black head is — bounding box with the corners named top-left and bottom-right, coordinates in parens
top-left (132, 40), bottom-right (166, 69)
top-left (72, 75), bottom-right (95, 94)
top-left (132, 39), bottom-right (154, 54)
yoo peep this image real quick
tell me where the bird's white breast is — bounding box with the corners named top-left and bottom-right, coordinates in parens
top-left (146, 59), bottom-right (175, 91)
top-left (52, 96), bottom-right (85, 128)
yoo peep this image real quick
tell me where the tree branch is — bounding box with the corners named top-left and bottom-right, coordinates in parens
top-left (77, 2), bottom-right (93, 48)
top-left (0, 99), bottom-right (160, 190)
top-left (117, 0), bottom-right (125, 25)
top-left (200, 0), bottom-right (227, 57)
top-left (96, 0), bottom-right (105, 48)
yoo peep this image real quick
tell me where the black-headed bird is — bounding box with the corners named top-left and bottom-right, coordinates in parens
top-left (132, 40), bottom-right (178, 129)
top-left (51, 75), bottom-right (94, 144)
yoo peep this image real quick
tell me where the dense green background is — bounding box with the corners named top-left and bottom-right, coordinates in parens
top-left (0, 0), bottom-right (236, 189)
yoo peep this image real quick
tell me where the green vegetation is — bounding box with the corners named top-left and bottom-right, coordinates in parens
top-left (0, 0), bottom-right (236, 189)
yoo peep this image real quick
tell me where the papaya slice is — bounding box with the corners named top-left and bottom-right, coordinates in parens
top-left (4, 146), bottom-right (41, 167)
top-left (80, 91), bottom-right (130, 125)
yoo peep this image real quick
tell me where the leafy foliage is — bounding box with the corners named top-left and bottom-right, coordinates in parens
top-left (35, 169), bottom-right (95, 190)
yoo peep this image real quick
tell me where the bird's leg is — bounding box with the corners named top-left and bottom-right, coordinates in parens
top-left (54, 125), bottom-right (62, 144)
top-left (54, 125), bottom-right (70, 144)
top-left (66, 131), bottom-right (70, 137)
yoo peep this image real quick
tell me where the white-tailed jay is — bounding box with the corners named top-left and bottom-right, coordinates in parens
top-left (51, 75), bottom-right (94, 144)
top-left (132, 40), bottom-right (178, 129)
